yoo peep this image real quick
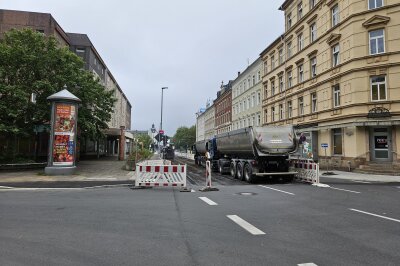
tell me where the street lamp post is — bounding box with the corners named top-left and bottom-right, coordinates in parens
top-left (160, 87), bottom-right (168, 158)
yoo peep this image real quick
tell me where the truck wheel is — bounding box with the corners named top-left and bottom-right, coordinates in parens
top-left (237, 163), bottom-right (244, 181)
top-left (230, 163), bottom-right (237, 178)
top-left (244, 163), bottom-right (255, 183)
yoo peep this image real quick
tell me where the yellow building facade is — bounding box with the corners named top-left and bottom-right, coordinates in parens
top-left (261, 0), bottom-right (400, 170)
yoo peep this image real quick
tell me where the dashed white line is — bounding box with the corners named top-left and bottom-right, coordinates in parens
top-left (259, 185), bottom-right (295, 195)
top-left (198, 197), bottom-right (218, 206)
top-left (298, 263), bottom-right (318, 266)
top-left (227, 215), bottom-right (265, 235)
top-left (349, 208), bottom-right (400, 223)
top-left (330, 187), bottom-right (361, 194)
top-left (352, 180), bottom-right (371, 184)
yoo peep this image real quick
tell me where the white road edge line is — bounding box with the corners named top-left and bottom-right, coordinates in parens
top-left (349, 208), bottom-right (400, 223)
top-left (198, 197), bottom-right (218, 206)
top-left (0, 188), bottom-right (84, 191)
top-left (330, 187), bottom-right (361, 194)
top-left (227, 215), bottom-right (265, 235)
top-left (352, 180), bottom-right (371, 184)
top-left (259, 185), bottom-right (295, 195)
top-left (298, 263), bottom-right (318, 266)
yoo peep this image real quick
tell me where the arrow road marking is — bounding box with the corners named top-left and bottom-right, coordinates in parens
top-left (349, 208), bottom-right (400, 223)
top-left (227, 215), bottom-right (265, 235)
top-left (198, 197), bottom-right (218, 206)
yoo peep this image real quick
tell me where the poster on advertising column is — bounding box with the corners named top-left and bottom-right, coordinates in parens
top-left (52, 103), bottom-right (76, 166)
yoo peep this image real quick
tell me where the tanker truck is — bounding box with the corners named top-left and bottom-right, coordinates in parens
top-left (193, 125), bottom-right (297, 183)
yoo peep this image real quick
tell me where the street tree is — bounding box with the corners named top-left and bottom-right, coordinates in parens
top-left (0, 29), bottom-right (115, 160)
top-left (172, 125), bottom-right (196, 150)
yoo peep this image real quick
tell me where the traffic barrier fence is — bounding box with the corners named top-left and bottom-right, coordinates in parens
top-left (135, 164), bottom-right (187, 188)
top-left (289, 159), bottom-right (320, 184)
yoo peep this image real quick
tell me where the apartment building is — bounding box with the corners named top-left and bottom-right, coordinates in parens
top-left (261, 0), bottom-right (400, 169)
top-left (195, 108), bottom-right (206, 142)
top-left (204, 102), bottom-right (216, 140)
top-left (214, 82), bottom-right (232, 134)
top-left (232, 58), bottom-right (263, 130)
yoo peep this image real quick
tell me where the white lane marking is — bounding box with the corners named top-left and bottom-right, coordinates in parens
top-left (259, 185), bottom-right (295, 195)
top-left (198, 197), bottom-right (218, 206)
top-left (349, 208), bottom-right (400, 223)
top-left (330, 187), bottom-right (361, 194)
top-left (352, 180), bottom-right (371, 184)
top-left (0, 186), bottom-right (14, 189)
top-left (298, 263), bottom-right (318, 266)
top-left (227, 215), bottom-right (265, 235)
top-left (86, 177), bottom-right (118, 180)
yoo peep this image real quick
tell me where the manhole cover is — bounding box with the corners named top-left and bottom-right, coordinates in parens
top-left (236, 192), bottom-right (257, 196)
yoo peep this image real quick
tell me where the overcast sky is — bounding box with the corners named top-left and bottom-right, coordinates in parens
top-left (1, 0), bottom-right (284, 136)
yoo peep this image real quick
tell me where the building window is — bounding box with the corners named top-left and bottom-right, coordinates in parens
top-left (333, 128), bottom-right (343, 155)
top-left (298, 97), bottom-right (304, 115)
top-left (271, 107), bottom-right (275, 122)
top-left (252, 75), bottom-right (256, 86)
top-left (271, 55), bottom-right (275, 70)
top-left (247, 98), bottom-right (250, 109)
top-left (279, 48), bottom-right (284, 65)
top-left (76, 48), bottom-right (85, 53)
top-left (257, 92), bottom-right (261, 105)
top-left (279, 75), bottom-right (284, 93)
top-left (298, 64), bottom-right (304, 83)
top-left (271, 80), bottom-right (276, 96)
top-left (287, 70), bottom-right (293, 88)
top-left (264, 84), bottom-right (268, 99)
top-left (257, 71), bottom-right (261, 82)
top-left (287, 13), bottom-right (292, 29)
top-left (310, 23), bottom-right (317, 42)
top-left (332, 4), bottom-right (339, 27)
top-left (287, 42), bottom-right (292, 58)
top-left (332, 44), bottom-right (340, 67)
top-left (264, 62), bottom-right (268, 75)
top-left (279, 104), bottom-right (284, 120)
top-left (371, 75), bottom-right (387, 101)
top-left (298, 2), bottom-right (303, 20)
top-left (298, 33), bottom-right (304, 52)
top-left (257, 114), bottom-right (261, 126)
top-left (248, 78), bottom-right (251, 88)
top-left (369, 0), bottom-right (384, 9)
top-left (264, 109), bottom-right (268, 123)
top-left (310, 0), bottom-right (317, 9)
top-left (310, 57), bottom-right (317, 78)
top-left (333, 84), bottom-right (340, 107)
top-left (244, 81), bottom-right (247, 90)
top-left (311, 92), bottom-right (317, 113)
top-left (252, 94), bottom-right (256, 107)
top-left (369, 29), bottom-right (385, 55)
top-left (287, 100), bottom-right (293, 118)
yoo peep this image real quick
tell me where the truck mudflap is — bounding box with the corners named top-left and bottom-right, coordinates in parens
top-left (255, 171), bottom-right (297, 176)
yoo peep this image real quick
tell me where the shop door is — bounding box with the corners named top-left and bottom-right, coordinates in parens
top-left (370, 128), bottom-right (392, 162)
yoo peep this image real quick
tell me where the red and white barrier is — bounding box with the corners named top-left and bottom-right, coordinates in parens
top-left (289, 159), bottom-right (320, 184)
top-left (135, 164), bottom-right (187, 188)
top-left (199, 160), bottom-right (219, 192)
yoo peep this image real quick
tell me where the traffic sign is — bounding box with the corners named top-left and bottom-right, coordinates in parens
top-left (321, 143), bottom-right (328, 148)
top-left (159, 130), bottom-right (164, 134)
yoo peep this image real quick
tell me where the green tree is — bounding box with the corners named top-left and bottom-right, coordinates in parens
top-left (172, 125), bottom-right (196, 150)
top-left (137, 134), bottom-right (152, 151)
top-left (0, 29), bottom-right (115, 159)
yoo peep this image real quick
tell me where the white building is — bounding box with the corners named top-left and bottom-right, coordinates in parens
top-left (231, 58), bottom-right (263, 130)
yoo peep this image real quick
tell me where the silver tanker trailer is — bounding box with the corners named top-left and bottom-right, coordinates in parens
top-left (194, 126), bottom-right (297, 183)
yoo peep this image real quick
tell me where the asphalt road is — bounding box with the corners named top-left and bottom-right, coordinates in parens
top-left (1, 160), bottom-right (399, 266)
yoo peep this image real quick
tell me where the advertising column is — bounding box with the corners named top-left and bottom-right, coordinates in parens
top-left (45, 88), bottom-right (81, 175)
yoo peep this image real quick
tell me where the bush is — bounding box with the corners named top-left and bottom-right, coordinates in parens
top-left (128, 149), bottom-right (152, 162)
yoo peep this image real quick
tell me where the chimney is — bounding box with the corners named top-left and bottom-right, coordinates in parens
top-left (238, 71), bottom-right (241, 77)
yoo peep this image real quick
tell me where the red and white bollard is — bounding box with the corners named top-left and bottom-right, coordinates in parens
top-left (200, 160), bottom-right (219, 192)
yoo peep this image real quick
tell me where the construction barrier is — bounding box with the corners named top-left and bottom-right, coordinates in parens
top-left (289, 159), bottom-right (320, 184)
top-left (175, 152), bottom-right (195, 161)
top-left (199, 160), bottom-right (218, 192)
top-left (138, 159), bottom-right (171, 166)
top-left (135, 164), bottom-right (187, 188)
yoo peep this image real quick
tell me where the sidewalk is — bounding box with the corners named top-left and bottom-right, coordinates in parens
top-left (320, 170), bottom-right (400, 182)
top-left (0, 157), bottom-right (134, 184)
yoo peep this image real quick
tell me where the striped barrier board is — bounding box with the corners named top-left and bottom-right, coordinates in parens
top-left (289, 159), bottom-right (320, 184)
top-left (138, 159), bottom-right (171, 166)
top-left (135, 164), bottom-right (187, 188)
